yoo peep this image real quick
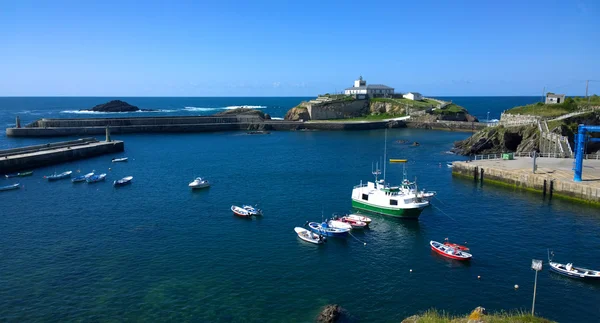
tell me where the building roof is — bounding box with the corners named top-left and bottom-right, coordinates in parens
top-left (405, 92), bottom-right (422, 96)
top-left (345, 84), bottom-right (394, 90)
top-left (546, 93), bottom-right (565, 98)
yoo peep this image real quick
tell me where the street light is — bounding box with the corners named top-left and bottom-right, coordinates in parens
top-left (531, 259), bottom-right (543, 315)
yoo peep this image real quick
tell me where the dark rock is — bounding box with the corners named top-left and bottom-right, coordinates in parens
top-left (452, 125), bottom-right (539, 156)
top-left (316, 304), bottom-right (351, 323)
top-left (82, 100), bottom-right (144, 112)
top-left (215, 108), bottom-right (266, 119)
top-left (285, 106), bottom-right (311, 121)
top-left (264, 113), bottom-right (272, 120)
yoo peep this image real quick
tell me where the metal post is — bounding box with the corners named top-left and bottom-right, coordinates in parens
top-left (574, 124), bottom-right (585, 182)
top-left (15, 116), bottom-right (21, 128)
top-left (105, 126), bottom-right (111, 142)
top-left (533, 150), bottom-right (537, 174)
top-left (532, 269), bottom-right (538, 315)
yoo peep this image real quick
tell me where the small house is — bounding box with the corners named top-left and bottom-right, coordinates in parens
top-left (403, 92), bottom-right (423, 101)
top-left (545, 93), bottom-right (566, 104)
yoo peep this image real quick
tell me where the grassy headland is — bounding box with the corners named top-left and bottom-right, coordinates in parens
top-left (505, 95), bottom-right (600, 117)
top-left (404, 309), bottom-right (555, 323)
top-left (371, 97), bottom-right (440, 110)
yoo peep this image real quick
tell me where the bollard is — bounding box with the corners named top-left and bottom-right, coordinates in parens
top-left (543, 179), bottom-right (547, 197)
top-left (480, 168), bottom-right (484, 184)
top-left (105, 126), bottom-right (111, 142)
top-left (15, 116), bottom-right (21, 128)
top-left (474, 166), bottom-right (479, 181)
top-left (549, 180), bottom-right (554, 198)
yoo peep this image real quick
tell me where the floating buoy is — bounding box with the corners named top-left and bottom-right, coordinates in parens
top-left (363, 243), bottom-right (367, 246)
top-left (108, 168), bottom-right (112, 171)
top-left (410, 269), bottom-right (413, 273)
top-left (514, 284), bottom-right (519, 290)
top-left (477, 275), bottom-right (481, 280)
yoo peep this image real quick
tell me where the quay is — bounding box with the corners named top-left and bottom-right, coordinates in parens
top-left (452, 156), bottom-right (600, 204)
top-left (5, 115), bottom-right (484, 137)
top-left (0, 135), bottom-right (124, 174)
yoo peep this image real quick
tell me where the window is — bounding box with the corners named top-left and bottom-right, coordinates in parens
top-left (362, 194), bottom-right (369, 201)
top-left (390, 199), bottom-right (398, 205)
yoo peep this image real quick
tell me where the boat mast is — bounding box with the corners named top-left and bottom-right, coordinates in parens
top-left (383, 129), bottom-right (387, 184)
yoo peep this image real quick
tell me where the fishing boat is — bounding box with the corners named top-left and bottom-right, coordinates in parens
top-left (447, 163), bottom-right (453, 168)
top-left (231, 205), bottom-right (252, 218)
top-left (45, 171), bottom-right (72, 181)
top-left (113, 176), bottom-right (133, 186)
top-left (444, 238), bottom-right (470, 251)
top-left (548, 250), bottom-right (600, 280)
top-left (328, 219), bottom-right (353, 230)
top-left (0, 183), bottom-right (20, 191)
top-left (243, 205), bottom-right (262, 216)
top-left (72, 172), bottom-right (94, 183)
top-left (294, 227), bottom-right (325, 244)
top-left (399, 178), bottom-right (436, 201)
top-left (5, 171), bottom-right (33, 178)
top-left (86, 173), bottom-right (106, 183)
top-left (189, 177), bottom-right (210, 189)
top-left (112, 157), bottom-right (128, 163)
top-left (307, 222), bottom-right (350, 238)
top-left (339, 216), bottom-right (368, 229)
top-left (430, 240), bottom-right (472, 261)
top-left (345, 214), bottom-right (372, 225)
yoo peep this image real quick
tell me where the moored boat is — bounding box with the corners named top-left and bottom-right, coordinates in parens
top-left (0, 183), bottom-right (20, 191)
top-left (307, 222), bottom-right (350, 238)
top-left (443, 238), bottom-right (469, 251)
top-left (339, 216), bottom-right (368, 229)
top-left (72, 172), bottom-right (94, 183)
top-left (86, 173), bottom-right (106, 183)
top-left (345, 214), bottom-right (372, 225)
top-left (114, 176), bottom-right (133, 186)
top-left (45, 171), bottom-right (72, 181)
top-left (447, 163), bottom-right (453, 168)
top-left (328, 219), bottom-right (353, 230)
top-left (548, 250), bottom-right (600, 280)
top-left (231, 205), bottom-right (252, 218)
top-left (430, 240), bottom-right (472, 261)
top-left (189, 177), bottom-right (210, 189)
top-left (112, 157), bottom-right (128, 163)
top-left (5, 171), bottom-right (33, 178)
top-left (243, 205), bottom-right (262, 216)
top-left (294, 227), bottom-right (325, 244)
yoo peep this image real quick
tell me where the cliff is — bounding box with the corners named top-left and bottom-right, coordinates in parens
top-left (284, 106), bottom-right (311, 121)
top-left (82, 100), bottom-right (143, 112)
top-left (452, 125), bottom-right (538, 155)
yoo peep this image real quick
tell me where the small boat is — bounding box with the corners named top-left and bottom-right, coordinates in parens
top-left (294, 227), bottom-right (325, 244)
top-left (112, 157), bottom-right (128, 163)
top-left (114, 176), bottom-right (133, 187)
top-left (5, 171), bottom-right (33, 178)
top-left (430, 240), bottom-right (472, 261)
top-left (307, 222), bottom-right (350, 238)
top-left (243, 205), bottom-right (262, 216)
top-left (443, 238), bottom-right (470, 251)
top-left (447, 163), bottom-right (453, 168)
top-left (231, 205), bottom-right (252, 218)
top-left (345, 214), bottom-right (372, 225)
top-left (45, 171), bottom-right (72, 181)
top-left (328, 219), bottom-right (353, 230)
top-left (72, 172), bottom-right (94, 183)
top-left (548, 250), bottom-right (600, 280)
top-left (189, 177), bottom-right (210, 189)
top-left (0, 183), bottom-right (20, 191)
top-left (339, 216), bottom-right (368, 229)
top-left (86, 173), bottom-right (106, 183)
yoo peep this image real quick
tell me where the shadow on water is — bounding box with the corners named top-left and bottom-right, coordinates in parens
top-left (430, 251), bottom-right (473, 268)
top-left (547, 271), bottom-right (600, 290)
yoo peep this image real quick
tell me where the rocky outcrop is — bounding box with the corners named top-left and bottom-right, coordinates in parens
top-left (82, 100), bottom-right (147, 112)
top-left (215, 108), bottom-right (266, 119)
top-left (284, 106), bottom-right (311, 121)
top-left (369, 101), bottom-right (407, 115)
top-left (452, 125), bottom-right (539, 155)
top-left (308, 100), bottom-right (369, 120)
top-left (316, 304), bottom-right (352, 323)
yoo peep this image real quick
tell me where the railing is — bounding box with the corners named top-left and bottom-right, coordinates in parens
top-left (471, 152), bottom-right (600, 160)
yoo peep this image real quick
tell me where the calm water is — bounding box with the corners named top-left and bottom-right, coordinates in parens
top-left (0, 97), bottom-right (599, 322)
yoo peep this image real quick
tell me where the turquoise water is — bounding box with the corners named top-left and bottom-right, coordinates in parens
top-left (1, 98), bottom-right (599, 322)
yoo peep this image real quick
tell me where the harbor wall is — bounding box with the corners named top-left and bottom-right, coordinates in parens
top-left (452, 162), bottom-right (600, 204)
top-left (0, 141), bottom-right (124, 173)
top-left (406, 120), bottom-right (486, 131)
top-left (306, 99), bottom-right (369, 120)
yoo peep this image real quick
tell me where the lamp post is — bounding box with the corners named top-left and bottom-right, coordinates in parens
top-left (531, 259), bottom-right (543, 316)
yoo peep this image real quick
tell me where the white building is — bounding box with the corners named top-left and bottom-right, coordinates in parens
top-left (545, 93), bottom-right (566, 104)
top-left (344, 76), bottom-right (394, 98)
top-left (403, 92), bottom-right (423, 101)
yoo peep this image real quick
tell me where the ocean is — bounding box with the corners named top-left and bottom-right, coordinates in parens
top-left (0, 97), bottom-right (598, 322)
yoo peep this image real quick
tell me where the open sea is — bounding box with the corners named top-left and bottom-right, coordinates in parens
top-left (0, 97), bottom-right (598, 322)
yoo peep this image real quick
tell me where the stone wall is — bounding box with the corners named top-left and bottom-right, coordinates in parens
top-left (306, 99), bottom-right (369, 120)
top-left (500, 113), bottom-right (541, 124)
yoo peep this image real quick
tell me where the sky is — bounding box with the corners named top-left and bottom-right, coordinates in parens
top-left (1, 0), bottom-right (599, 96)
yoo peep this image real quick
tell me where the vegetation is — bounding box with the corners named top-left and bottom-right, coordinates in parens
top-left (371, 97), bottom-right (440, 110)
top-left (432, 104), bottom-right (467, 115)
top-left (505, 95), bottom-right (600, 117)
top-left (405, 309), bottom-right (555, 323)
top-left (318, 94), bottom-right (354, 101)
top-left (309, 113), bottom-right (401, 122)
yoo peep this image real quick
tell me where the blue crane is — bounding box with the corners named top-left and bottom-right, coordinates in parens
top-left (573, 124), bottom-right (600, 182)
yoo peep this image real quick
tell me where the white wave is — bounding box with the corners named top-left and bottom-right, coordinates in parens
top-left (271, 117), bottom-right (284, 120)
top-left (223, 105), bottom-right (267, 110)
top-left (184, 107), bottom-right (219, 112)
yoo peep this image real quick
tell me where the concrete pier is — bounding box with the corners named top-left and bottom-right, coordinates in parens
top-left (452, 157), bottom-right (600, 204)
top-left (0, 138), bottom-right (124, 173)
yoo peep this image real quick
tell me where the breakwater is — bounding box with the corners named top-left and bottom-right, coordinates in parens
top-left (406, 120), bottom-right (486, 131)
top-left (452, 157), bottom-right (600, 204)
top-left (0, 138), bottom-right (124, 173)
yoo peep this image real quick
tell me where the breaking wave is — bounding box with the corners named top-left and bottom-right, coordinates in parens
top-left (224, 105), bottom-right (267, 110)
top-left (184, 107), bottom-right (219, 112)
top-left (270, 117), bottom-right (284, 120)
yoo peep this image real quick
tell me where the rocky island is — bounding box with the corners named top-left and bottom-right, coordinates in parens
top-left (80, 100), bottom-right (156, 112)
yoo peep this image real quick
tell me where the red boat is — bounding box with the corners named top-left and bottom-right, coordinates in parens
top-left (443, 238), bottom-right (469, 251)
top-left (339, 216), bottom-right (367, 229)
top-left (231, 205), bottom-right (252, 218)
top-left (430, 240), bottom-right (472, 261)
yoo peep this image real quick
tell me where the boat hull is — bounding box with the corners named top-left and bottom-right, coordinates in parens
top-left (351, 199), bottom-right (424, 218)
top-left (0, 184), bottom-right (20, 191)
top-left (549, 262), bottom-right (600, 280)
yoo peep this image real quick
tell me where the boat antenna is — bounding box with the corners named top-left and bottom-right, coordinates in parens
top-left (383, 129), bottom-right (387, 184)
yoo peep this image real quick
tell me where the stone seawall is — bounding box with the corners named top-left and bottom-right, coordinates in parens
top-left (0, 140), bottom-right (125, 173)
top-left (306, 99), bottom-right (369, 120)
top-left (452, 161), bottom-right (600, 204)
top-left (406, 120), bottom-right (486, 131)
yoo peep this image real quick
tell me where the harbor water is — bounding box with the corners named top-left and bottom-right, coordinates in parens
top-left (0, 97), bottom-right (598, 322)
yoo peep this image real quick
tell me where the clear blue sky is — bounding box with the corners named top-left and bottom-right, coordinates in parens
top-left (1, 0), bottom-right (599, 96)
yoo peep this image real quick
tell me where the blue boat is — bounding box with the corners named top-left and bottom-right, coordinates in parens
top-left (113, 176), bottom-right (133, 187)
top-left (0, 183), bottom-right (20, 192)
top-left (45, 171), bottom-right (72, 181)
top-left (86, 173), bottom-right (106, 183)
top-left (72, 172), bottom-right (94, 183)
top-left (307, 222), bottom-right (350, 237)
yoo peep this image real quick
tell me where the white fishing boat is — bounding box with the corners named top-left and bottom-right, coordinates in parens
top-left (0, 183), bottom-right (20, 192)
top-left (399, 178), bottom-right (436, 201)
top-left (112, 157), bottom-right (128, 163)
top-left (243, 205), bottom-right (263, 216)
top-left (345, 214), bottom-right (372, 225)
top-left (231, 205), bottom-right (252, 218)
top-left (294, 227), bottom-right (325, 244)
top-left (114, 176), bottom-right (133, 186)
top-left (189, 177), bottom-right (210, 189)
top-left (548, 250), bottom-right (600, 280)
top-left (328, 219), bottom-right (353, 230)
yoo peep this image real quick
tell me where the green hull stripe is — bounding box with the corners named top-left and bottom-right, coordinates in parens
top-left (351, 200), bottom-right (424, 218)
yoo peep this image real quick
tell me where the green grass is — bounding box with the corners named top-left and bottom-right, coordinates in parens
top-left (370, 98), bottom-right (439, 110)
top-left (309, 113), bottom-right (401, 122)
top-left (505, 95), bottom-right (600, 117)
top-left (318, 94), bottom-right (354, 101)
top-left (406, 309), bottom-right (555, 323)
top-left (432, 103), bottom-right (467, 115)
